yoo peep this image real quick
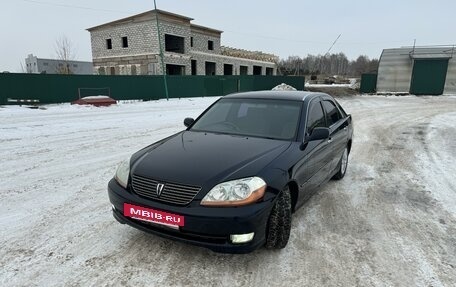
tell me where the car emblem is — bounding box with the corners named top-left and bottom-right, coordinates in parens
top-left (156, 183), bottom-right (165, 197)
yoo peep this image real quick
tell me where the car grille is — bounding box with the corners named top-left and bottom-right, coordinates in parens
top-left (131, 174), bottom-right (201, 205)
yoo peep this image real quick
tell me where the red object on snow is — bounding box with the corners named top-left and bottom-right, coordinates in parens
top-left (72, 96), bottom-right (117, 107)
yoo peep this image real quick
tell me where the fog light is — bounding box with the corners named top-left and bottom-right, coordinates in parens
top-left (230, 232), bottom-right (254, 244)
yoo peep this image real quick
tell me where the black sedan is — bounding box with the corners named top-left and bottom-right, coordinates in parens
top-left (108, 91), bottom-right (353, 253)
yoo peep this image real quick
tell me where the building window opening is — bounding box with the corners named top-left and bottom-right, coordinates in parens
top-left (266, 67), bottom-right (274, 75)
top-left (208, 40), bottom-right (214, 50)
top-left (122, 37), bottom-right (128, 48)
top-left (223, 64), bottom-right (233, 75)
top-left (165, 34), bottom-right (185, 54)
top-left (240, 66), bottom-right (248, 75)
top-left (191, 60), bottom-right (197, 75)
top-left (253, 65), bottom-right (262, 75)
top-left (106, 39), bottom-right (112, 50)
top-left (166, 64), bottom-right (185, 75)
top-left (205, 61), bottom-right (216, 75)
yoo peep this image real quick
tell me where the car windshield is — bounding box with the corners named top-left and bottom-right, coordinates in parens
top-left (191, 98), bottom-right (302, 140)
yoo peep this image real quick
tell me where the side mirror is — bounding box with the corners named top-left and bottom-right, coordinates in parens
top-left (307, 127), bottom-right (329, 142)
top-left (184, 117), bottom-right (195, 127)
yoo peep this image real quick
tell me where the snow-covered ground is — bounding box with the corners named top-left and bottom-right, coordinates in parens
top-left (305, 83), bottom-right (353, 88)
top-left (1, 95), bottom-right (456, 286)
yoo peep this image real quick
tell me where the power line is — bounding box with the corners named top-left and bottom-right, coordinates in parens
top-left (20, 0), bottom-right (132, 14)
top-left (223, 29), bottom-right (411, 47)
top-left (19, 0), bottom-right (413, 48)
top-left (223, 30), bottom-right (329, 45)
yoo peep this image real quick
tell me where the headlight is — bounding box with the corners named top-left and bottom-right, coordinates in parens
top-left (201, 177), bottom-right (266, 207)
top-left (115, 158), bottom-right (130, 188)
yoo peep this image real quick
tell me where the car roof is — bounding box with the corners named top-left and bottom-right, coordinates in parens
top-left (223, 90), bottom-right (330, 102)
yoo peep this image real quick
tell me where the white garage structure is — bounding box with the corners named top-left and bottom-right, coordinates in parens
top-left (377, 46), bottom-right (456, 95)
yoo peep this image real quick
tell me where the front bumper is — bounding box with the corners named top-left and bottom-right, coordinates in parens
top-left (108, 179), bottom-right (274, 253)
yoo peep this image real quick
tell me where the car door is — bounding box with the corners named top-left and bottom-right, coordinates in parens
top-left (294, 98), bottom-right (332, 208)
top-left (321, 100), bottom-right (349, 175)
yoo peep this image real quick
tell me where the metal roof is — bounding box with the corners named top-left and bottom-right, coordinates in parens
top-left (384, 46), bottom-right (455, 59)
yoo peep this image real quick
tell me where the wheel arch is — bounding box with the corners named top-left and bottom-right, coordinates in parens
top-left (287, 180), bottom-right (299, 213)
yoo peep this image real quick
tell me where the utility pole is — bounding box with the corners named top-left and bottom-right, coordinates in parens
top-left (154, 0), bottom-right (169, 100)
top-left (324, 34), bottom-right (342, 56)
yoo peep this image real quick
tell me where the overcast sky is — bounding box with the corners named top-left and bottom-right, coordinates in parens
top-left (1, 0), bottom-right (455, 72)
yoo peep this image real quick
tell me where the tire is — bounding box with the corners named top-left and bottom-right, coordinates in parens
top-left (265, 186), bottom-right (292, 249)
top-left (333, 146), bottom-right (349, 180)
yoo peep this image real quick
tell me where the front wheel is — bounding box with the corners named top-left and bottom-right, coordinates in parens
top-left (333, 146), bottom-right (349, 180)
top-left (265, 186), bottom-right (292, 249)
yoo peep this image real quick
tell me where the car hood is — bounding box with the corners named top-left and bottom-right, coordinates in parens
top-left (131, 131), bottom-right (291, 188)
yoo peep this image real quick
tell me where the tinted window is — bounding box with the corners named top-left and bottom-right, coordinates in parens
top-left (191, 99), bottom-right (302, 140)
top-left (334, 99), bottom-right (347, 117)
top-left (322, 100), bottom-right (342, 126)
top-left (306, 101), bottom-right (326, 135)
top-left (193, 101), bottom-right (231, 126)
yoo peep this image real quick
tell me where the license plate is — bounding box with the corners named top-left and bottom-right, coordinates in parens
top-left (123, 203), bottom-right (185, 228)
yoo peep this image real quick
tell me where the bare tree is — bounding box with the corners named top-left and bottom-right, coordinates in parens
top-left (20, 61), bottom-right (28, 73)
top-left (55, 35), bottom-right (76, 74)
top-left (278, 53), bottom-right (378, 77)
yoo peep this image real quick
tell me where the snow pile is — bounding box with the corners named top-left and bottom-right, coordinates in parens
top-left (349, 79), bottom-right (360, 90)
top-left (80, 95), bottom-right (111, 100)
top-left (272, 83), bottom-right (297, 91)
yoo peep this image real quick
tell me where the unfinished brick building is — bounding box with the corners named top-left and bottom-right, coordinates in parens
top-left (87, 10), bottom-right (278, 76)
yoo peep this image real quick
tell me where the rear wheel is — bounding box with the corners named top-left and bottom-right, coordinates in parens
top-left (333, 147), bottom-right (349, 180)
top-left (265, 186), bottom-right (291, 249)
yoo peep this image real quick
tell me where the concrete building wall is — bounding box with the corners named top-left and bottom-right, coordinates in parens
top-left (153, 18), bottom-right (192, 74)
top-left (91, 14), bottom-right (194, 75)
top-left (190, 31), bottom-right (221, 54)
top-left (88, 10), bottom-right (277, 76)
top-left (162, 54), bottom-right (192, 75)
top-left (159, 20), bottom-right (192, 53)
top-left (93, 54), bottom-right (158, 75)
top-left (25, 54), bottom-right (93, 74)
top-left (25, 55), bottom-right (39, 73)
top-left (90, 21), bottom-right (157, 59)
top-left (190, 51), bottom-right (276, 76)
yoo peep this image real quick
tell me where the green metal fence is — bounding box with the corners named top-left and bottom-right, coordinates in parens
top-left (0, 74), bottom-right (305, 105)
top-left (360, 74), bottom-right (377, 93)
